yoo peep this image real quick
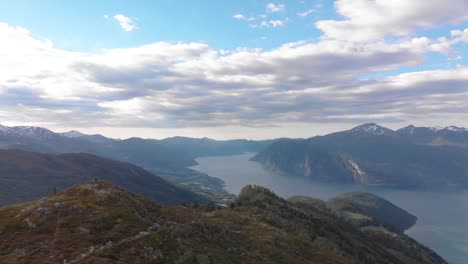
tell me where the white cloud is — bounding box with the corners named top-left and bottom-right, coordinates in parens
top-left (113, 14), bottom-right (137, 32)
top-left (316, 0), bottom-right (468, 41)
top-left (233, 14), bottom-right (246, 20)
top-left (233, 13), bottom-right (257, 22)
top-left (254, 18), bottom-right (289, 28)
top-left (298, 9), bottom-right (316, 17)
top-left (1, 21), bottom-right (468, 133)
top-left (266, 3), bottom-right (285, 13)
top-left (269, 18), bottom-right (289, 27)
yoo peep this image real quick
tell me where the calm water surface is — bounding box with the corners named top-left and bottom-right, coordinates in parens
top-left (192, 153), bottom-right (468, 264)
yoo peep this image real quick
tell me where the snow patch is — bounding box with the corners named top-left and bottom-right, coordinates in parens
top-left (350, 123), bottom-right (391, 136)
top-left (11, 126), bottom-right (57, 140)
top-left (429, 126), bottom-right (466, 132)
top-left (60, 130), bottom-right (86, 138)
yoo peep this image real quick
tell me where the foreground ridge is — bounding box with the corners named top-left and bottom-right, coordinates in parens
top-left (0, 181), bottom-right (446, 263)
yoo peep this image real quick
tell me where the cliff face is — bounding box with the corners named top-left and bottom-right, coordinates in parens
top-left (0, 181), bottom-right (447, 264)
top-left (251, 139), bottom-right (357, 184)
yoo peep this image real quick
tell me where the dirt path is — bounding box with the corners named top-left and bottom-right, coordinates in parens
top-left (67, 224), bottom-right (160, 264)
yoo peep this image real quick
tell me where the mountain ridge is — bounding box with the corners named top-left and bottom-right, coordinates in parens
top-left (252, 123), bottom-right (468, 188)
top-left (0, 149), bottom-right (208, 207)
top-left (0, 124), bottom-right (278, 169)
top-left (0, 181), bottom-right (447, 264)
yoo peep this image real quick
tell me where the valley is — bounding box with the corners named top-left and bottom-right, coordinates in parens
top-left (1, 123), bottom-right (468, 263)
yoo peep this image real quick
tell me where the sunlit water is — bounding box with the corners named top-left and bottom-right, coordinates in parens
top-left (191, 152), bottom-right (468, 264)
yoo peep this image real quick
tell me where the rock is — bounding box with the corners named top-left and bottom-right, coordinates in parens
top-left (78, 227), bottom-right (91, 234)
top-left (36, 207), bottom-right (52, 218)
top-left (142, 247), bottom-right (164, 263)
top-left (24, 218), bottom-right (36, 228)
top-left (148, 224), bottom-right (160, 232)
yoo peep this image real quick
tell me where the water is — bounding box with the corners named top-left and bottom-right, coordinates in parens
top-left (191, 153), bottom-right (468, 264)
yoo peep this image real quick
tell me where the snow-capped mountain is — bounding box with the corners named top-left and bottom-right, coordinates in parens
top-left (0, 124), bottom-right (196, 169)
top-left (253, 122), bottom-right (468, 189)
top-left (0, 124), bottom-right (90, 153)
top-left (399, 125), bottom-right (467, 134)
top-left (11, 126), bottom-right (59, 140)
top-left (398, 125), bottom-right (468, 134)
top-left (430, 126), bottom-right (467, 133)
top-left (59, 130), bottom-right (87, 138)
top-left (398, 125), bottom-right (468, 147)
top-left (59, 130), bottom-right (116, 144)
top-left (348, 123), bottom-right (396, 136)
top-left (0, 125), bottom-right (116, 145)
top-left (0, 125), bottom-right (15, 137)
top-left (0, 125), bottom-right (61, 140)
top-left (397, 125), bottom-right (416, 135)
top-left (398, 125), bottom-right (436, 137)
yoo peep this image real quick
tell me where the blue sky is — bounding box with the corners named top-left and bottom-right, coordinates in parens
top-left (1, 0), bottom-right (468, 139)
top-left (0, 0), bottom-right (331, 51)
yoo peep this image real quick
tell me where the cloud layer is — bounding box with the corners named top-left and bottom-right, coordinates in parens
top-left (1, 0), bottom-right (468, 138)
top-left (317, 0), bottom-right (468, 41)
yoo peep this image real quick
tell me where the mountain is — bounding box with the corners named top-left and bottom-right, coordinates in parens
top-left (252, 123), bottom-right (468, 188)
top-left (0, 124), bottom-right (198, 169)
top-left (95, 137), bottom-right (198, 169)
top-left (0, 124), bottom-right (277, 170)
top-left (160, 136), bottom-right (276, 157)
top-left (327, 192), bottom-right (417, 232)
top-left (0, 149), bottom-right (208, 207)
top-left (0, 124), bottom-right (277, 202)
top-left (161, 137), bottom-right (274, 157)
top-left (398, 125), bottom-right (468, 147)
top-left (288, 192), bottom-right (417, 232)
top-left (0, 125), bottom-right (95, 153)
top-left (59, 130), bottom-right (117, 144)
top-left (347, 123), bottom-right (398, 138)
top-left (0, 181), bottom-right (446, 264)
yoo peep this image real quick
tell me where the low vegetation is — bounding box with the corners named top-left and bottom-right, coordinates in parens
top-left (0, 181), bottom-right (446, 263)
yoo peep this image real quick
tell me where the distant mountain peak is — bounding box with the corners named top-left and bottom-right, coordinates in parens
top-left (398, 125), bottom-right (467, 134)
top-left (349, 123), bottom-right (394, 136)
top-left (0, 124), bottom-right (12, 132)
top-left (400, 124), bottom-right (416, 129)
top-left (60, 130), bottom-right (86, 138)
top-left (0, 125), bottom-right (15, 136)
top-left (59, 130), bottom-right (117, 144)
top-left (431, 126), bottom-right (467, 133)
top-left (11, 126), bottom-right (57, 140)
top-left (398, 125), bottom-right (416, 135)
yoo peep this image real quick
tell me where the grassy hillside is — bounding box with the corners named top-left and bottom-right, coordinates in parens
top-left (0, 181), bottom-right (446, 263)
top-left (327, 192), bottom-right (417, 232)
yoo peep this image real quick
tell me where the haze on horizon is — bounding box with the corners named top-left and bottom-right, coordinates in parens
top-left (1, 0), bottom-right (468, 140)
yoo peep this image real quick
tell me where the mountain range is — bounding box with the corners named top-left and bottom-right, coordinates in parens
top-left (0, 124), bottom-right (274, 170)
top-left (0, 123), bottom-right (461, 262)
top-left (252, 123), bottom-right (468, 188)
top-left (398, 125), bottom-right (468, 147)
top-left (2, 123), bottom-right (468, 189)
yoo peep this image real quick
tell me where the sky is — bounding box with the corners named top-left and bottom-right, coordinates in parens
top-left (1, 0), bottom-right (468, 140)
